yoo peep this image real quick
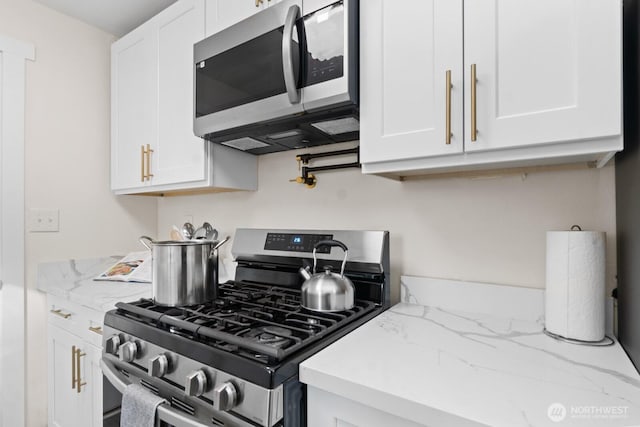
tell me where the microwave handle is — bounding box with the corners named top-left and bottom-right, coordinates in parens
top-left (282, 4), bottom-right (301, 104)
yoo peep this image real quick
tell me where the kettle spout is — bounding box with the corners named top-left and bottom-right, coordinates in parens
top-left (299, 266), bottom-right (312, 281)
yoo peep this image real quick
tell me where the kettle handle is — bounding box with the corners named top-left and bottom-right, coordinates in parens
top-left (312, 240), bottom-right (349, 277)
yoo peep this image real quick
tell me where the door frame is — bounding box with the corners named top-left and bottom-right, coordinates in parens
top-left (0, 34), bottom-right (34, 427)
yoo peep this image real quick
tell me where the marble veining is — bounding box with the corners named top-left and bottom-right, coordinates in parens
top-left (38, 257), bottom-right (152, 312)
top-left (300, 277), bottom-right (640, 427)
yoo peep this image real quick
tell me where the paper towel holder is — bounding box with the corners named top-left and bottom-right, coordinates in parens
top-left (543, 328), bottom-right (614, 346)
top-left (544, 224), bottom-right (614, 346)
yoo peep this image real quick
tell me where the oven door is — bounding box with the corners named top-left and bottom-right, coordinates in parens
top-left (194, 0), bottom-right (304, 137)
top-left (101, 359), bottom-right (262, 427)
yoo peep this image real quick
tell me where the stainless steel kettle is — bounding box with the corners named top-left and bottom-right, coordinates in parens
top-left (299, 240), bottom-right (355, 312)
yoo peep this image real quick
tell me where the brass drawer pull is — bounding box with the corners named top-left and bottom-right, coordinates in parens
top-left (470, 63), bottom-right (477, 142)
top-left (50, 308), bottom-right (71, 319)
top-left (71, 345), bottom-right (77, 389)
top-left (75, 347), bottom-right (87, 393)
top-left (141, 145), bottom-right (154, 181)
top-left (445, 70), bottom-right (452, 145)
top-left (88, 326), bottom-right (103, 335)
top-left (140, 145), bottom-right (145, 182)
top-left (145, 144), bottom-right (154, 179)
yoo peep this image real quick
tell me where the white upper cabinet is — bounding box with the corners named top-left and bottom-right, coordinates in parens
top-left (111, 25), bottom-right (157, 190)
top-left (205, 0), bottom-right (283, 37)
top-left (153, 0), bottom-right (207, 186)
top-left (360, 0), bottom-right (622, 177)
top-left (360, 0), bottom-right (464, 163)
top-left (464, 0), bottom-right (621, 152)
top-left (111, 0), bottom-right (257, 195)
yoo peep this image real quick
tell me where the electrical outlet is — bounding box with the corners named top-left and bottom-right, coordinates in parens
top-left (29, 209), bottom-right (59, 232)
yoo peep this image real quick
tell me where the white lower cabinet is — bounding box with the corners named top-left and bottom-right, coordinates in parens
top-left (47, 296), bottom-right (105, 427)
top-left (307, 387), bottom-right (427, 427)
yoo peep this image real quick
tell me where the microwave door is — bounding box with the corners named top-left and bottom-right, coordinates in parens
top-left (194, 0), bottom-right (304, 136)
top-left (301, 0), bottom-right (357, 112)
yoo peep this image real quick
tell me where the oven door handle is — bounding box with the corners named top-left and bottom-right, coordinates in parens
top-left (282, 4), bottom-right (301, 104)
top-left (100, 359), bottom-right (210, 427)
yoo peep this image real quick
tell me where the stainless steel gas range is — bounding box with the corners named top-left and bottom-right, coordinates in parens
top-left (101, 228), bottom-right (390, 427)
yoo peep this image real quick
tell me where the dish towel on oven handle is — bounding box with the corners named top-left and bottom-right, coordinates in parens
top-left (121, 383), bottom-right (167, 427)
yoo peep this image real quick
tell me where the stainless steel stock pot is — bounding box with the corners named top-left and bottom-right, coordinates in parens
top-left (139, 236), bottom-right (229, 307)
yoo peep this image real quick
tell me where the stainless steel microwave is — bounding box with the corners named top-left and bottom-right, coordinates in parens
top-left (193, 0), bottom-right (358, 155)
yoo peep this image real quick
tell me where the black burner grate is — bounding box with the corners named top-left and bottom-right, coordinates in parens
top-left (115, 281), bottom-right (375, 363)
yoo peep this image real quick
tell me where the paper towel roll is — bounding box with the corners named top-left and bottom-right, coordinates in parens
top-left (545, 230), bottom-right (606, 342)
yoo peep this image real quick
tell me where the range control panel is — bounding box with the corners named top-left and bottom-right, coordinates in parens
top-left (264, 233), bottom-right (333, 253)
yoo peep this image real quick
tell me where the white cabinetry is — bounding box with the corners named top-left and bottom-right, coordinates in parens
top-left (111, 0), bottom-right (257, 195)
top-left (205, 0), bottom-right (283, 37)
top-left (47, 296), bottom-right (105, 427)
top-left (307, 387), bottom-right (439, 427)
top-left (360, 0), bottom-right (622, 177)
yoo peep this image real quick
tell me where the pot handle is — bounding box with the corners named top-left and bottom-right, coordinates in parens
top-left (312, 240), bottom-right (349, 277)
top-left (139, 235), bottom-right (154, 251)
top-left (210, 236), bottom-right (230, 256)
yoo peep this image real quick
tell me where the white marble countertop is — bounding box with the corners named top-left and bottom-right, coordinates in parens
top-left (300, 277), bottom-right (640, 427)
top-left (37, 257), bottom-right (152, 312)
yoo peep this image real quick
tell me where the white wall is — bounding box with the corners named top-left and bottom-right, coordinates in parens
top-left (158, 142), bottom-right (617, 302)
top-left (0, 1), bottom-right (157, 425)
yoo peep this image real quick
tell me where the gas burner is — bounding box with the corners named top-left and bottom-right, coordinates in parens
top-left (244, 326), bottom-right (294, 349)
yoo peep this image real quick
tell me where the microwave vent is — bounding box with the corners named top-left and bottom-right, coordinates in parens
top-left (222, 137), bottom-right (270, 151)
top-left (266, 130), bottom-right (302, 140)
top-left (311, 117), bottom-right (359, 135)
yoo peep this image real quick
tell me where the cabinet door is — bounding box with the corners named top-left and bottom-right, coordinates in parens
top-left (307, 387), bottom-right (431, 427)
top-left (206, 0), bottom-right (265, 37)
top-left (86, 344), bottom-right (104, 427)
top-left (153, 0), bottom-right (208, 186)
top-left (48, 325), bottom-right (91, 427)
top-left (360, 0), bottom-right (464, 164)
top-left (464, 0), bottom-right (621, 152)
top-left (111, 26), bottom-right (158, 191)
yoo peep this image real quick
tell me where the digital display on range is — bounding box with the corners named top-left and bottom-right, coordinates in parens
top-left (264, 233), bottom-right (333, 253)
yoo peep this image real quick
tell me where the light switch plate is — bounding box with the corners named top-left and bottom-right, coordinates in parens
top-left (28, 208), bottom-right (59, 232)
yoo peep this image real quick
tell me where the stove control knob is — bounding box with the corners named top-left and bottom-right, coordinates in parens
top-left (185, 370), bottom-right (207, 397)
top-left (118, 341), bottom-right (137, 363)
top-left (148, 354), bottom-right (169, 378)
top-left (213, 382), bottom-right (238, 412)
top-left (104, 335), bottom-right (121, 355)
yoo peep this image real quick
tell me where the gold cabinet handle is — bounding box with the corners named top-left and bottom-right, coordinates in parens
top-left (75, 347), bottom-right (87, 393)
top-left (470, 64), bottom-right (477, 142)
top-left (445, 70), bottom-right (452, 145)
top-left (50, 308), bottom-right (71, 319)
top-left (145, 144), bottom-right (154, 179)
top-left (71, 345), bottom-right (77, 390)
top-left (88, 326), bottom-right (103, 335)
top-left (140, 145), bottom-right (146, 182)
